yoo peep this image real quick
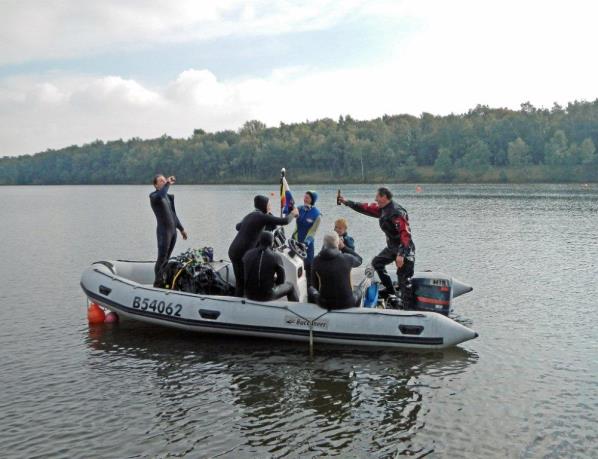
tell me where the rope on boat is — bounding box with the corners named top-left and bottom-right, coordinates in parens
top-left (283, 307), bottom-right (330, 356)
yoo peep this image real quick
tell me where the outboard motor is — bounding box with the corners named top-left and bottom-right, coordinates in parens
top-left (410, 272), bottom-right (473, 316)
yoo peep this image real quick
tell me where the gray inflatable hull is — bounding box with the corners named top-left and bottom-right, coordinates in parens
top-left (81, 261), bottom-right (478, 349)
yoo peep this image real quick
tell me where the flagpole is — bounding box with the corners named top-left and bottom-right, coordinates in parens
top-left (280, 168), bottom-right (286, 217)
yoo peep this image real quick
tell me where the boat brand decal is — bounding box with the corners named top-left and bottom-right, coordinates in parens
top-left (285, 315), bottom-right (329, 329)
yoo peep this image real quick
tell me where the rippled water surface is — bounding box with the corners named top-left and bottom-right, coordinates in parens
top-left (0, 184), bottom-right (596, 458)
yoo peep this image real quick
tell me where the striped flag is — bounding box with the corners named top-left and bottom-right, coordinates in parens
top-left (280, 169), bottom-right (294, 216)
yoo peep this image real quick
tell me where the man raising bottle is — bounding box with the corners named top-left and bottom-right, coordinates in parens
top-left (149, 174), bottom-right (188, 287)
top-left (338, 187), bottom-right (415, 308)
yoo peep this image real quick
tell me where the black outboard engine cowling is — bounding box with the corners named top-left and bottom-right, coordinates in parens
top-left (411, 274), bottom-right (452, 316)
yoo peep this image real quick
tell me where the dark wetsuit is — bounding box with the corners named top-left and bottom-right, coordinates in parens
top-left (345, 199), bottom-right (415, 305)
top-left (229, 210), bottom-right (293, 296)
top-left (310, 247), bottom-right (362, 309)
top-left (243, 246), bottom-right (298, 302)
top-left (150, 184), bottom-right (184, 286)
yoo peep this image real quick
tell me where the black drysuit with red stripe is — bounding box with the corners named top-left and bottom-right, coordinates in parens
top-left (344, 199), bottom-right (415, 305)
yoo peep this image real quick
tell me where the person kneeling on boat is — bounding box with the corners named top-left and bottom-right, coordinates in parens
top-left (243, 232), bottom-right (299, 302)
top-left (309, 232), bottom-right (363, 309)
top-left (229, 195), bottom-right (299, 297)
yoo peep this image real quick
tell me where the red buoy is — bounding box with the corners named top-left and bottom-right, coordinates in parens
top-left (87, 303), bottom-right (105, 324)
top-left (104, 311), bottom-right (119, 324)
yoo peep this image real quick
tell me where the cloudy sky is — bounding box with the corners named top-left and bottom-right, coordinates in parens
top-left (1, 0), bottom-right (597, 156)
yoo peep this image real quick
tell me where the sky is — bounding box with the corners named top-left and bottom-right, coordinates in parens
top-left (1, 0), bottom-right (597, 157)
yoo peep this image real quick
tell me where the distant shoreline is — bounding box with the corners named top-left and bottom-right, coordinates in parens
top-left (1, 178), bottom-right (596, 186)
top-left (2, 101), bottom-right (598, 185)
top-left (2, 165), bottom-right (596, 185)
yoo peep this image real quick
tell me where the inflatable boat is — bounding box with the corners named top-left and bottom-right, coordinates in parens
top-left (80, 233), bottom-right (478, 350)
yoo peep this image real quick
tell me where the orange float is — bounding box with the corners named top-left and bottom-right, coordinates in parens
top-left (87, 303), bottom-right (106, 324)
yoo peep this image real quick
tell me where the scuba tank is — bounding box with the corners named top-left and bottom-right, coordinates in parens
top-left (363, 283), bottom-right (379, 308)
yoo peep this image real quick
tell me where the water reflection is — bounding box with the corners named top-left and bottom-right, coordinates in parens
top-left (86, 322), bottom-right (478, 457)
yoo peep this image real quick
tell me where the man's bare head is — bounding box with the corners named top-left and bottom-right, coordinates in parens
top-left (153, 174), bottom-right (167, 190)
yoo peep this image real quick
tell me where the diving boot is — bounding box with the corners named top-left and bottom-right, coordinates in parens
top-left (387, 295), bottom-right (401, 309)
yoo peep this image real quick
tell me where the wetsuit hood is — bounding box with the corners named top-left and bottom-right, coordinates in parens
top-left (257, 231), bottom-right (274, 249)
top-left (254, 195), bottom-right (269, 213)
top-left (306, 190), bottom-right (318, 206)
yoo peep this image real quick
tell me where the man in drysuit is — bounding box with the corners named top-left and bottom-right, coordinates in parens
top-left (338, 187), bottom-right (415, 308)
top-left (150, 174), bottom-right (188, 287)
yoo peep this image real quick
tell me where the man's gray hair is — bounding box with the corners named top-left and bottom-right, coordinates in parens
top-left (322, 231), bottom-right (340, 249)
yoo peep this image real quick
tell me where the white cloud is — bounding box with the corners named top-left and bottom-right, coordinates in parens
top-left (26, 83), bottom-right (65, 104)
top-left (1, 0), bottom-right (598, 156)
top-left (70, 76), bottom-right (162, 109)
top-left (167, 70), bottom-right (232, 106)
top-left (0, 0), bottom-right (372, 65)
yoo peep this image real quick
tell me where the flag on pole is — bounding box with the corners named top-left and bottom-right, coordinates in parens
top-left (280, 168), bottom-right (294, 216)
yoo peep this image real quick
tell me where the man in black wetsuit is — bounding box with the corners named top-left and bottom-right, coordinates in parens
top-left (338, 187), bottom-right (415, 308)
top-left (309, 232), bottom-right (363, 309)
top-left (242, 232), bottom-right (299, 302)
top-left (150, 175), bottom-right (188, 287)
top-left (229, 195), bottom-right (298, 297)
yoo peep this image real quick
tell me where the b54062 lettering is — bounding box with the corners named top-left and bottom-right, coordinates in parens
top-left (132, 296), bottom-right (182, 317)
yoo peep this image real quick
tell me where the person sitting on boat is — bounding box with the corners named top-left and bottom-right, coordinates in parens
top-left (149, 174), bottom-right (188, 287)
top-left (333, 218), bottom-right (359, 258)
top-left (229, 195), bottom-right (298, 297)
top-left (338, 187), bottom-right (415, 309)
top-left (292, 190), bottom-right (322, 285)
top-left (309, 232), bottom-right (363, 309)
top-left (243, 232), bottom-right (299, 302)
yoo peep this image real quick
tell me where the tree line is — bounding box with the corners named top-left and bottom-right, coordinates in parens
top-left (2, 100), bottom-right (598, 185)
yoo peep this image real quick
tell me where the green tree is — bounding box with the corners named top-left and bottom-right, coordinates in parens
top-left (460, 140), bottom-right (491, 174)
top-left (579, 137), bottom-right (596, 164)
top-left (240, 120), bottom-right (266, 136)
top-left (4, 99), bottom-right (598, 184)
top-left (434, 147), bottom-right (454, 180)
top-left (545, 130), bottom-right (572, 165)
top-left (507, 137), bottom-right (532, 166)
top-left (400, 155), bottom-right (419, 181)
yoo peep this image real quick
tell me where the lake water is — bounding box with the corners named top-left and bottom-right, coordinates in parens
top-left (0, 184), bottom-right (596, 458)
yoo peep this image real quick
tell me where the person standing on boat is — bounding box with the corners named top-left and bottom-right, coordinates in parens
top-left (292, 191), bottom-right (322, 284)
top-left (338, 187), bottom-right (415, 308)
top-left (309, 232), bottom-right (363, 309)
top-left (243, 232), bottom-right (299, 302)
top-left (150, 174), bottom-right (188, 287)
top-left (229, 195), bottom-right (298, 297)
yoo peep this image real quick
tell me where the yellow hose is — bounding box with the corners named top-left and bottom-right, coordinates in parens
top-left (170, 261), bottom-right (192, 289)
